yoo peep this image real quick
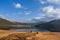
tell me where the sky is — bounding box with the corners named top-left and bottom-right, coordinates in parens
top-left (0, 0), bottom-right (60, 23)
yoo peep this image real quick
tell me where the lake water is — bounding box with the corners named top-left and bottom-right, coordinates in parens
top-left (10, 28), bottom-right (49, 32)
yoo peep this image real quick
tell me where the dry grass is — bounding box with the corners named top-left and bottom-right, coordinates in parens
top-left (0, 30), bottom-right (60, 40)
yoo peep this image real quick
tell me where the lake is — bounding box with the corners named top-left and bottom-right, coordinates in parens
top-left (10, 27), bottom-right (49, 32)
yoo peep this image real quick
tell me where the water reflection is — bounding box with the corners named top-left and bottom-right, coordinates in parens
top-left (10, 28), bottom-right (49, 32)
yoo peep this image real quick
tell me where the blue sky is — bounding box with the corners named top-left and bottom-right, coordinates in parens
top-left (0, 0), bottom-right (60, 22)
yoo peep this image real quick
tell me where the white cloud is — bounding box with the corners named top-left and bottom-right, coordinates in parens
top-left (34, 17), bottom-right (40, 19)
top-left (42, 6), bottom-right (60, 18)
top-left (34, 6), bottom-right (60, 21)
top-left (40, 0), bottom-right (46, 4)
top-left (40, 0), bottom-right (60, 5)
top-left (24, 11), bottom-right (32, 15)
top-left (47, 0), bottom-right (60, 5)
top-left (13, 3), bottom-right (22, 8)
top-left (42, 6), bottom-right (54, 13)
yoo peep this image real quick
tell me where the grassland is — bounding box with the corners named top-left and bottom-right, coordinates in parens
top-left (0, 30), bottom-right (59, 40)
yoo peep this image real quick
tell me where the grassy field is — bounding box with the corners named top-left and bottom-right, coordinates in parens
top-left (0, 30), bottom-right (59, 40)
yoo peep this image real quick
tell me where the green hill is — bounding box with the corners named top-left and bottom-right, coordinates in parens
top-left (0, 18), bottom-right (14, 25)
top-left (0, 18), bottom-right (21, 29)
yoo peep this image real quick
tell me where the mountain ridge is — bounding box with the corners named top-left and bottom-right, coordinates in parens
top-left (35, 19), bottom-right (60, 32)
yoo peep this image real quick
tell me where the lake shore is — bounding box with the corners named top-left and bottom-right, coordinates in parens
top-left (0, 30), bottom-right (60, 40)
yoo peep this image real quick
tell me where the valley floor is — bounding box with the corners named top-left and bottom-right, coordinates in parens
top-left (0, 30), bottom-right (60, 40)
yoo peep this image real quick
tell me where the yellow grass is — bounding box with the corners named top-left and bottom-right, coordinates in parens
top-left (0, 30), bottom-right (60, 40)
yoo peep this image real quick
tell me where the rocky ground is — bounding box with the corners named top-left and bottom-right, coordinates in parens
top-left (0, 30), bottom-right (60, 40)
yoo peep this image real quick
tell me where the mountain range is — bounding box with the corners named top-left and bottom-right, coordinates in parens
top-left (35, 19), bottom-right (60, 32)
top-left (0, 18), bottom-right (60, 32)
